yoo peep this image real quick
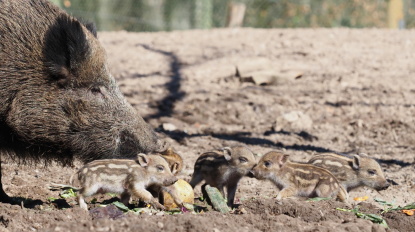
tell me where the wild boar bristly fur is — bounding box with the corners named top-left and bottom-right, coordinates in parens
top-left (0, 0), bottom-right (162, 202)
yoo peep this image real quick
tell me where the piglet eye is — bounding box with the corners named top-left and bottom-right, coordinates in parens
top-left (368, 170), bottom-right (377, 176)
top-left (156, 165), bottom-right (164, 172)
top-left (239, 157), bottom-right (248, 163)
top-left (264, 161), bottom-right (272, 168)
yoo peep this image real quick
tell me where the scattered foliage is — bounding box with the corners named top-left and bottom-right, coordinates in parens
top-left (336, 207), bottom-right (388, 228)
top-left (60, 188), bottom-right (77, 199)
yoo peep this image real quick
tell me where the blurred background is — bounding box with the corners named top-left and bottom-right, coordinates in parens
top-left (49, 0), bottom-right (412, 31)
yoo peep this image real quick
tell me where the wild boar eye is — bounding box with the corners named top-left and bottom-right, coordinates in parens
top-left (239, 157), bottom-right (248, 163)
top-left (156, 165), bottom-right (164, 172)
top-left (264, 161), bottom-right (272, 168)
top-left (368, 170), bottom-right (377, 176)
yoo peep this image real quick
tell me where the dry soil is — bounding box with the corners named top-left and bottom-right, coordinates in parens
top-left (1, 28), bottom-right (415, 232)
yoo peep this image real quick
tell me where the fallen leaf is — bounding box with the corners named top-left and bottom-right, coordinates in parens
top-left (402, 209), bottom-right (415, 216)
top-left (354, 196), bottom-right (369, 201)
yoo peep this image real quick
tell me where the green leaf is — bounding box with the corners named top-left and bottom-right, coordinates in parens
top-left (112, 201), bottom-right (130, 212)
top-left (48, 183), bottom-right (79, 192)
top-left (306, 197), bottom-right (332, 202)
top-left (379, 220), bottom-right (389, 228)
top-left (47, 197), bottom-right (58, 202)
top-left (377, 200), bottom-right (415, 214)
top-left (399, 203), bottom-right (415, 210)
top-left (387, 203), bottom-right (415, 211)
top-left (336, 207), bottom-right (351, 212)
top-left (374, 198), bottom-right (395, 207)
top-left (60, 188), bottom-right (77, 199)
top-left (183, 203), bottom-right (195, 211)
top-left (204, 185), bottom-right (231, 213)
top-left (106, 193), bottom-right (118, 198)
top-left (336, 207), bottom-right (388, 228)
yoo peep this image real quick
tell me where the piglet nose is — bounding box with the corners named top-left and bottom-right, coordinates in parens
top-left (247, 170), bottom-right (255, 178)
top-left (173, 177), bottom-right (179, 184)
top-left (377, 181), bottom-right (391, 190)
top-left (165, 177), bottom-right (178, 186)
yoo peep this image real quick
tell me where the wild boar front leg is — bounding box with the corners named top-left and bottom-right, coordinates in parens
top-left (0, 160), bottom-right (11, 203)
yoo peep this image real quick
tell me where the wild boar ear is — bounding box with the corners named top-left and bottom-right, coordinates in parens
top-left (43, 15), bottom-right (90, 87)
top-left (136, 153), bottom-right (149, 167)
top-left (352, 155), bottom-right (361, 170)
top-left (83, 22), bottom-right (97, 38)
top-left (222, 147), bottom-right (232, 161)
top-left (279, 154), bottom-right (290, 166)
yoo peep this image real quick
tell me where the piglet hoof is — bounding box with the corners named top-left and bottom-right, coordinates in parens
top-left (80, 204), bottom-right (89, 211)
top-left (151, 201), bottom-right (166, 211)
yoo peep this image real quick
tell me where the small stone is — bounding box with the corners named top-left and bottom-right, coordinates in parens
top-left (155, 211), bottom-right (165, 216)
top-left (162, 123), bottom-right (177, 131)
top-left (275, 111), bottom-right (313, 131)
top-left (89, 205), bottom-right (125, 220)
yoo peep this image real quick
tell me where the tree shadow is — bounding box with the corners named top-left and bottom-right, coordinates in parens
top-left (159, 127), bottom-right (415, 168)
top-left (137, 44), bottom-right (185, 119)
top-left (49, 198), bottom-right (72, 209)
top-left (264, 129), bottom-right (318, 142)
top-left (325, 100), bottom-right (415, 108)
top-left (1, 197), bottom-right (44, 209)
top-left (376, 158), bottom-right (414, 168)
top-left (157, 128), bottom-right (334, 154)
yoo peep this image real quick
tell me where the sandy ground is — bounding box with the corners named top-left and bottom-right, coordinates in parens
top-left (1, 28), bottom-right (415, 231)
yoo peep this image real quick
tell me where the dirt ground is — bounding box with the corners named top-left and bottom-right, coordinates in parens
top-left (1, 28), bottom-right (415, 232)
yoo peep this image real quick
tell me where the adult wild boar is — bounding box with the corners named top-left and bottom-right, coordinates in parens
top-left (0, 0), bottom-right (162, 203)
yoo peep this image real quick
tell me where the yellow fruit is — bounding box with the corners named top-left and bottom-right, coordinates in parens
top-left (160, 179), bottom-right (194, 210)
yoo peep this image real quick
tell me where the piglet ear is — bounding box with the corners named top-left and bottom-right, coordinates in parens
top-left (352, 155), bottom-right (361, 170)
top-left (170, 162), bottom-right (180, 175)
top-left (136, 153), bottom-right (149, 167)
top-left (279, 154), bottom-right (290, 166)
top-left (43, 15), bottom-right (90, 87)
top-left (222, 147), bottom-right (232, 161)
top-left (164, 147), bottom-right (174, 155)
